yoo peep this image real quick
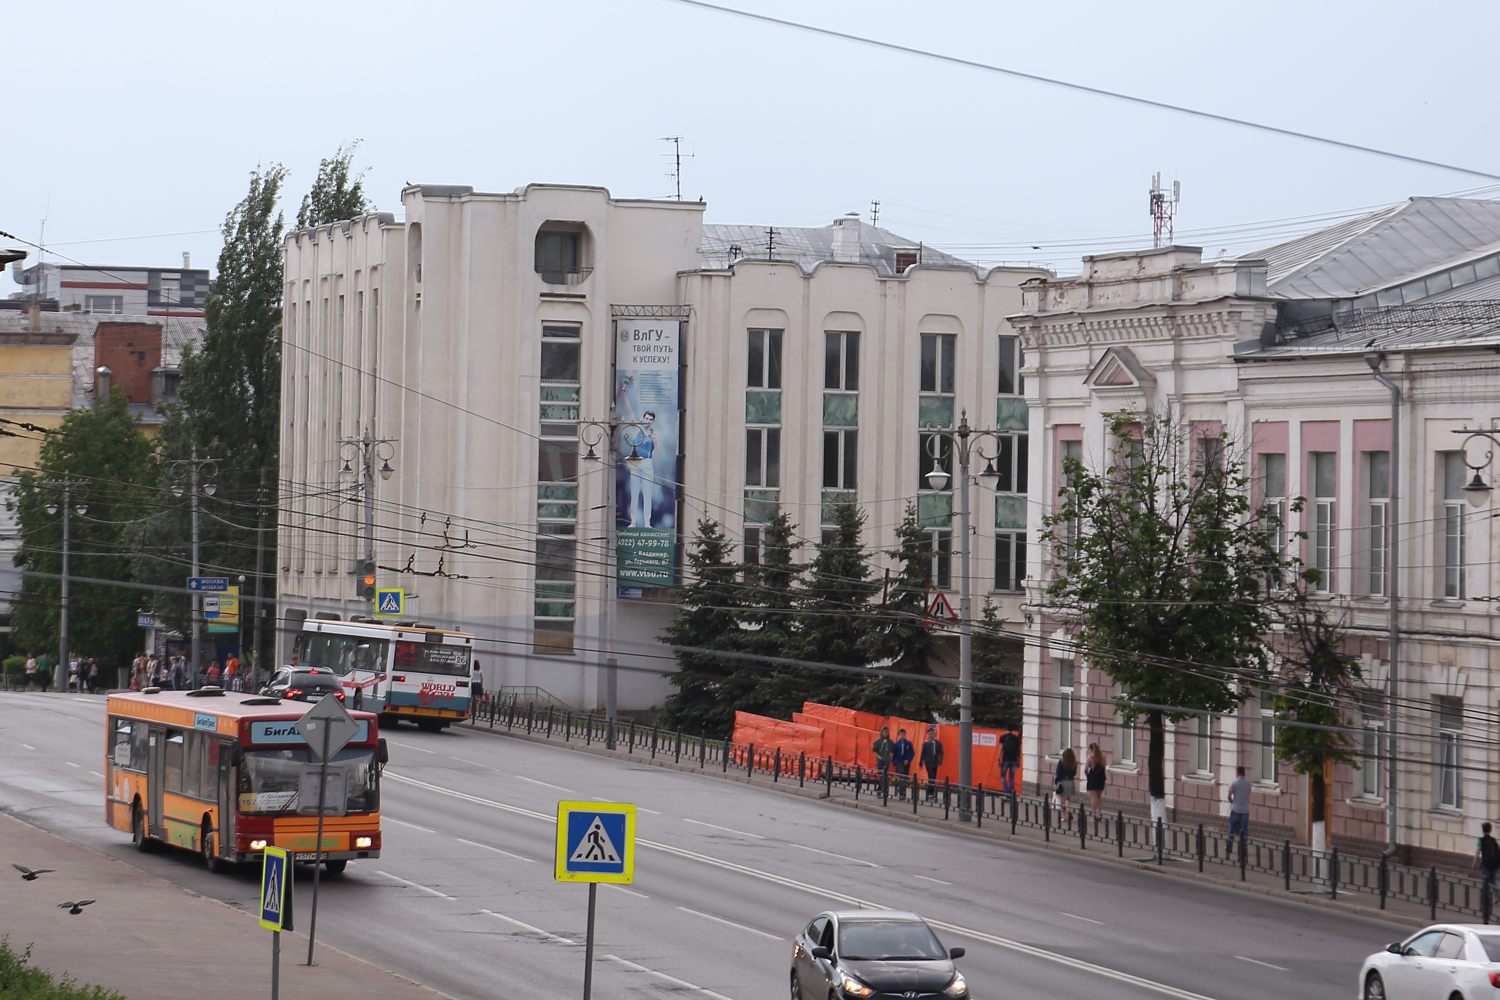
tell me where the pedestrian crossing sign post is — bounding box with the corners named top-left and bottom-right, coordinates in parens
top-left (374, 588), bottom-right (404, 618)
top-left (260, 846), bottom-right (293, 1000)
top-left (555, 801), bottom-right (636, 1000)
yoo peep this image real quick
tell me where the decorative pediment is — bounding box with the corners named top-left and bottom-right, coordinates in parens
top-left (1085, 346), bottom-right (1156, 392)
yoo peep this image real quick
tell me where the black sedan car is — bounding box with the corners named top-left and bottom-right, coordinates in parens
top-left (791, 910), bottom-right (967, 1000)
top-left (261, 667), bottom-right (345, 703)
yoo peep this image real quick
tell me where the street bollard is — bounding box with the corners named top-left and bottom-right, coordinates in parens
top-left (976, 785), bottom-right (983, 828)
top-left (1284, 841), bottom-right (1292, 892)
top-left (1117, 811), bottom-right (1124, 857)
top-left (747, 743), bottom-right (755, 778)
top-left (722, 740), bottom-right (729, 773)
top-left (675, 732), bottom-right (682, 763)
top-left (628, 722), bottom-right (636, 752)
top-left (1430, 866), bottom-right (1439, 921)
top-left (1240, 834), bottom-right (1248, 881)
top-left (586, 714), bottom-right (593, 746)
top-left (943, 779), bottom-right (950, 821)
top-left (1079, 804), bottom-right (1087, 850)
top-left (1010, 793), bottom-right (1018, 836)
top-left (800, 751), bottom-right (806, 787)
top-left (826, 756), bottom-right (834, 798)
top-left (1043, 798), bottom-right (1050, 842)
top-left (1155, 818), bottom-right (1164, 865)
top-left (700, 737), bottom-right (706, 768)
top-left (527, 704), bottom-right (534, 734)
top-left (855, 767), bottom-right (861, 800)
top-left (1197, 825), bottom-right (1204, 873)
top-left (774, 748), bottom-right (781, 783)
top-left (651, 726), bottom-right (658, 759)
top-left (1378, 853), bottom-right (1388, 910)
top-left (1485, 874), bottom-right (1492, 925)
top-left (1329, 848), bottom-right (1338, 898)
top-left (547, 707), bottom-right (554, 738)
top-left (913, 777), bottom-right (918, 815)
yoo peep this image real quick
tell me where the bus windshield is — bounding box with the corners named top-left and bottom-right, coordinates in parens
top-left (239, 747), bottom-right (379, 815)
top-left (394, 642), bottom-right (470, 677)
top-left (301, 634), bottom-right (389, 676)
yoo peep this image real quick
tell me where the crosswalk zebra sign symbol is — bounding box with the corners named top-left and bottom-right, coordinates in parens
top-left (555, 801), bottom-right (635, 883)
top-left (374, 588), bottom-right (404, 617)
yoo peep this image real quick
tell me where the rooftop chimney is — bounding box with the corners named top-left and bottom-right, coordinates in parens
top-left (96, 366), bottom-right (112, 401)
top-left (183, 251), bottom-right (191, 269)
top-left (27, 300), bottom-right (40, 334)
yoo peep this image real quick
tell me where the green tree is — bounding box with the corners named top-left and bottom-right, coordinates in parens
top-left (11, 389), bottom-right (153, 679)
top-left (972, 601), bottom-right (1023, 730)
top-left (1044, 411), bottom-right (1284, 823)
top-left (736, 508), bottom-right (807, 719)
top-left (788, 500), bottom-right (880, 708)
top-left (133, 165), bottom-right (285, 667)
top-left (297, 142), bottom-right (372, 228)
top-left (857, 503), bottom-right (946, 719)
top-left (660, 519), bottom-right (750, 736)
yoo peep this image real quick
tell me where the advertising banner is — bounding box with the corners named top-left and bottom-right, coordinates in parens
top-left (614, 320), bottom-right (680, 587)
top-left (207, 585), bottom-right (239, 633)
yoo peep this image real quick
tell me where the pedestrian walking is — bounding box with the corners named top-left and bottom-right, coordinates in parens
top-left (920, 725), bottom-right (944, 803)
top-left (1085, 742), bottom-right (1107, 811)
top-left (872, 726), bottom-right (894, 797)
top-left (206, 660), bottom-right (221, 688)
top-left (24, 654), bottom-right (36, 691)
top-left (1226, 765), bottom-right (1252, 858)
top-left (471, 659), bottom-right (485, 704)
top-left (1054, 746), bottom-right (1078, 808)
top-left (225, 653), bottom-right (239, 692)
top-left (87, 659), bottom-right (99, 694)
top-left (892, 728), bottom-right (915, 801)
top-left (169, 656), bottom-right (185, 692)
top-left (67, 656), bottom-right (80, 694)
top-left (999, 729), bottom-right (1021, 796)
top-left (1473, 822), bottom-right (1500, 906)
top-left (35, 654), bottom-right (50, 691)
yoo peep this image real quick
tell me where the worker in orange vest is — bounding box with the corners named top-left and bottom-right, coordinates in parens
top-left (225, 653), bottom-right (240, 691)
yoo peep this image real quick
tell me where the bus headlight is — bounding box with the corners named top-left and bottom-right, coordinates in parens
top-left (250, 840), bottom-right (267, 850)
top-left (355, 836), bottom-right (373, 848)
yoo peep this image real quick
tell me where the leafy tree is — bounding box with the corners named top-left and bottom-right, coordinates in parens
top-left (660, 519), bottom-right (750, 736)
top-left (972, 601), bottom-right (1023, 730)
top-left (788, 500), bottom-right (880, 708)
top-left (297, 142), bottom-right (372, 228)
top-left (1044, 411), bottom-right (1283, 823)
top-left (11, 389), bottom-right (153, 681)
top-left (736, 508), bottom-right (807, 719)
top-left (1273, 580), bottom-right (1361, 856)
top-left (857, 503), bottom-right (946, 719)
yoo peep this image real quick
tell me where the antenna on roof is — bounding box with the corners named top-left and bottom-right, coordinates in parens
top-left (870, 200), bottom-right (880, 226)
top-left (766, 227), bottom-right (777, 260)
top-left (1150, 172), bottom-right (1180, 248)
top-left (660, 136), bottom-right (693, 201)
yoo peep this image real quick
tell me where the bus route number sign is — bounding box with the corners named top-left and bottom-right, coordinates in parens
top-left (259, 846), bottom-right (294, 931)
top-left (555, 801), bottom-right (635, 884)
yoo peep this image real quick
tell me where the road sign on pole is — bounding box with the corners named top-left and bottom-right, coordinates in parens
top-left (260, 846), bottom-right (294, 1000)
top-left (202, 596), bottom-right (221, 619)
top-left (188, 576), bottom-right (229, 592)
top-left (556, 801), bottom-right (636, 1000)
top-left (374, 588), bottom-right (404, 618)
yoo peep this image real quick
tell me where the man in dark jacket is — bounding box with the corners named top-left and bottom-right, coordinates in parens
top-left (892, 728), bottom-right (915, 800)
top-left (920, 725), bottom-right (944, 803)
top-left (872, 727), bottom-right (894, 798)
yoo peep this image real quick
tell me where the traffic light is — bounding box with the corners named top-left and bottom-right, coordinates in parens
top-left (358, 560), bottom-right (376, 600)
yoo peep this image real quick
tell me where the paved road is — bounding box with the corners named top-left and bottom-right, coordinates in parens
top-left (1, 693), bottom-right (1399, 999)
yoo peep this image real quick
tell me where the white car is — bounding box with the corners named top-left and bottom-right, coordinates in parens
top-left (1359, 923), bottom-right (1500, 999)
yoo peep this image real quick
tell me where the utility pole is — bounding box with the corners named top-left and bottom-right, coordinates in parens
top-left (170, 450), bottom-right (218, 678)
top-left (252, 471), bottom-right (267, 686)
top-left (49, 477), bottom-right (78, 691)
top-left (339, 428), bottom-right (396, 606)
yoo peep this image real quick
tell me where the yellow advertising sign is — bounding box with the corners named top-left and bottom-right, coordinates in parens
top-left (208, 586), bottom-right (239, 633)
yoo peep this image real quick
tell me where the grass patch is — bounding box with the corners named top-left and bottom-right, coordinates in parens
top-left (0, 938), bottom-right (124, 999)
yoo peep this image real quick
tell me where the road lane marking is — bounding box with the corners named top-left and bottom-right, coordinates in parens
top-left (684, 818), bottom-right (766, 839)
top-left (1059, 911), bottom-right (1104, 925)
top-left (64, 761), bottom-right (79, 768)
top-left (604, 955), bottom-right (735, 1000)
top-left (89, 771), bottom-right (105, 779)
top-left (375, 870), bottom-right (454, 899)
top-left (677, 906), bottom-right (782, 941)
top-left (385, 818), bottom-right (437, 833)
top-left (913, 874), bottom-right (952, 885)
top-left (386, 741), bottom-right (437, 754)
top-left (479, 908), bottom-right (575, 944)
top-left (515, 775), bottom-right (575, 793)
top-left (386, 772), bottom-right (1219, 1000)
top-left (21, 744), bottom-right (34, 750)
top-left (1234, 956), bottom-right (1288, 972)
top-left (793, 844), bottom-right (880, 867)
top-left (457, 838), bottom-right (534, 863)
top-left (447, 755), bottom-right (498, 770)
top-left (604, 884), bottom-right (648, 898)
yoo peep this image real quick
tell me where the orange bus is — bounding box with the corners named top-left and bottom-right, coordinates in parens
top-left (105, 687), bottom-right (385, 873)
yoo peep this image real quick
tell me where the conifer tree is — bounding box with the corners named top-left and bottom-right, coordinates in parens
top-left (736, 508), bottom-right (807, 719)
top-left (972, 601), bottom-right (1023, 730)
top-left (788, 500), bottom-right (879, 707)
top-left (857, 503), bottom-right (946, 719)
top-left (660, 519), bottom-right (749, 736)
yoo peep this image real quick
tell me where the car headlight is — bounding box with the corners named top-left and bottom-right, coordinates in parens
top-left (355, 836), bottom-right (373, 848)
top-left (249, 840), bottom-right (267, 850)
top-left (943, 972), bottom-right (968, 997)
top-left (838, 971), bottom-right (875, 998)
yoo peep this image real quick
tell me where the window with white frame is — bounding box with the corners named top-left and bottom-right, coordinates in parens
top-left (922, 528), bottom-right (952, 589)
top-left (1116, 704), bottom-right (1136, 764)
top-left (744, 525), bottom-right (763, 569)
top-left (1194, 715), bottom-right (1213, 775)
top-left (84, 294), bottom-right (123, 314)
top-left (1436, 695), bottom-right (1463, 809)
top-left (825, 331), bottom-right (860, 391)
top-left (992, 433), bottom-right (1028, 494)
top-left (994, 533), bottom-right (1025, 592)
top-left (918, 432), bottom-right (953, 493)
top-left (1060, 439), bottom-right (1083, 555)
top-left (747, 329), bottom-right (783, 388)
top-left (1359, 690), bottom-right (1384, 799)
top-left (920, 333), bottom-right (955, 394)
top-left (1366, 451), bottom-right (1390, 597)
top-left (1261, 453), bottom-right (1287, 589)
top-left (1310, 452), bottom-right (1336, 593)
top-left (997, 335), bottom-right (1023, 396)
top-left (823, 429), bottom-right (858, 490)
top-left (1257, 690), bottom-right (1278, 784)
top-left (1442, 452), bottom-right (1467, 599)
top-left (746, 427), bottom-right (780, 488)
top-left (1055, 658), bottom-right (1075, 752)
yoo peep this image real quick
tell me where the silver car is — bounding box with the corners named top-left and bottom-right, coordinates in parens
top-left (1358, 923), bottom-right (1500, 999)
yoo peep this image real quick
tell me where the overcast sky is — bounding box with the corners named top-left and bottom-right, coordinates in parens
top-left (5, 0), bottom-right (1499, 297)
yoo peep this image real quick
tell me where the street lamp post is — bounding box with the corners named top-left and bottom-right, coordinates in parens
top-left (579, 417), bottom-right (651, 748)
top-left (1365, 353), bottom-right (1401, 858)
top-left (340, 428), bottom-right (398, 601)
top-left (924, 411), bottom-right (1007, 823)
top-left (169, 450), bottom-right (217, 679)
top-left (44, 478), bottom-right (87, 691)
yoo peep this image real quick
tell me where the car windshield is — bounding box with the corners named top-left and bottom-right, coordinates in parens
top-left (239, 747), bottom-right (379, 815)
top-left (838, 921), bottom-right (947, 961)
top-left (1474, 934), bottom-right (1500, 962)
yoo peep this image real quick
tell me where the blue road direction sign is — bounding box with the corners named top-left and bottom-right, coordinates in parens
top-left (188, 576), bottom-right (229, 593)
top-left (374, 588), bottom-right (404, 618)
top-left (555, 801), bottom-right (636, 883)
top-left (259, 846), bottom-right (293, 931)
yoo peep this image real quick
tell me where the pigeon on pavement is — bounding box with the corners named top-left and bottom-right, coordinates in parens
top-left (57, 900), bottom-right (96, 915)
top-left (13, 864), bottom-right (56, 881)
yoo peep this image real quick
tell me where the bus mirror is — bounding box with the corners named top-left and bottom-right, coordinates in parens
top-left (378, 738), bottom-right (389, 765)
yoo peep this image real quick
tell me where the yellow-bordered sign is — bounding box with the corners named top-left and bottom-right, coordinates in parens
top-left (554, 800), bottom-right (636, 883)
top-left (259, 846), bottom-right (293, 930)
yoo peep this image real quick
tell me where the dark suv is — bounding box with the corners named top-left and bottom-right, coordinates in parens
top-left (262, 667), bottom-right (345, 703)
top-left (791, 910), bottom-right (967, 1000)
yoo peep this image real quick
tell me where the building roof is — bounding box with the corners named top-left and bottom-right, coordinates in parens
top-left (700, 216), bottom-right (983, 277)
top-left (1239, 299), bottom-right (1500, 358)
top-left (1246, 197), bottom-right (1500, 300)
top-left (0, 311), bottom-right (204, 406)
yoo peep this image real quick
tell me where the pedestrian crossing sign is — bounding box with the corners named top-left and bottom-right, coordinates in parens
top-left (374, 588), bottom-right (404, 618)
top-left (259, 846), bottom-right (293, 931)
top-left (555, 801), bottom-right (635, 883)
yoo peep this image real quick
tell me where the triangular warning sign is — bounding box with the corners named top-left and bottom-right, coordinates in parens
top-left (924, 591), bottom-right (958, 624)
top-left (569, 816), bottom-right (621, 864)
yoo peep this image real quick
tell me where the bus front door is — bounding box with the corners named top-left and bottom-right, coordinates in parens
top-left (147, 727), bottom-right (164, 838)
top-left (216, 740), bottom-right (235, 860)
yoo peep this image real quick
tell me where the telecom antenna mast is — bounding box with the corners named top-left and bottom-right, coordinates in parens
top-left (661, 136), bottom-right (693, 201)
top-left (1149, 172), bottom-right (1180, 248)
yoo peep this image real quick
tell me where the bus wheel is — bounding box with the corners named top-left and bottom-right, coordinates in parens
top-left (325, 859), bottom-right (348, 875)
top-left (417, 720), bottom-right (439, 732)
top-left (202, 822), bottom-right (224, 873)
top-left (132, 804), bottom-right (154, 853)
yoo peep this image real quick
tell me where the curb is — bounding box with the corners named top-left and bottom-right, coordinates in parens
top-left (459, 719), bottom-right (1421, 931)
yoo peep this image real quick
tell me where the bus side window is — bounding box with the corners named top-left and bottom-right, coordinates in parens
top-left (111, 718), bottom-right (134, 769)
top-left (164, 731), bottom-right (185, 793)
top-left (132, 724), bottom-right (149, 772)
top-left (184, 732), bottom-right (205, 799)
top-left (203, 738), bottom-right (220, 796)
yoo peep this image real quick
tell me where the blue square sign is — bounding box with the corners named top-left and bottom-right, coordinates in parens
top-left (555, 801), bottom-right (635, 883)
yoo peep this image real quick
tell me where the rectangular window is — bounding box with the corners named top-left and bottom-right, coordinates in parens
top-left (744, 526), bottom-right (763, 568)
top-left (747, 329), bottom-right (783, 389)
top-left (1117, 709), bottom-right (1136, 764)
top-left (164, 730), bottom-right (184, 793)
top-left (1258, 690), bottom-right (1277, 784)
top-left (922, 529), bottom-right (952, 589)
top-left (1437, 695), bottom-right (1463, 809)
top-left (538, 441), bottom-right (577, 483)
top-left (1061, 439), bottom-right (1083, 555)
top-left (1197, 436), bottom-right (1224, 474)
top-left (1194, 715), bottom-right (1213, 775)
top-left (1055, 659), bottom-right (1075, 752)
top-left (1311, 452), bottom-right (1336, 593)
top-left (183, 731), bottom-right (203, 800)
top-left (1261, 453), bottom-right (1288, 587)
top-left (998, 335), bottom-right (1023, 396)
top-left (918, 432), bottom-right (953, 492)
top-left (1359, 691), bottom-right (1384, 799)
top-left (920, 333), bottom-right (956, 394)
top-left (994, 533), bottom-right (1026, 592)
top-left (1442, 452), bottom-right (1467, 599)
top-left (992, 434), bottom-right (1029, 494)
top-left (824, 331), bottom-right (859, 391)
top-left (823, 429), bottom-right (858, 489)
top-left (84, 294), bottom-right (123, 314)
top-left (746, 427), bottom-right (781, 488)
top-left (1367, 451), bottom-right (1390, 597)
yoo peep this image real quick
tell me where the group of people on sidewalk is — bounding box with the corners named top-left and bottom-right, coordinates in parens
top-left (1051, 742), bottom-right (1110, 812)
top-left (22, 653), bottom-right (104, 693)
top-left (867, 723), bottom-right (1025, 803)
top-left (128, 652), bottom-right (244, 692)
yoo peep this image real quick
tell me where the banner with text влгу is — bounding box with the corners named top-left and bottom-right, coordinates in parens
top-left (614, 320), bottom-right (679, 587)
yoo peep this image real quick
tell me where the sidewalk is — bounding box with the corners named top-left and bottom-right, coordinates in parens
top-left (0, 812), bottom-right (454, 1000)
top-left (463, 717), bottom-right (1434, 931)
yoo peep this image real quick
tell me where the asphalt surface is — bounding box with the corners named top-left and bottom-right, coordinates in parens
top-left (0, 692), bottom-right (1404, 1000)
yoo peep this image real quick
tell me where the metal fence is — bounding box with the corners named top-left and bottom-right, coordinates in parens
top-left (473, 697), bottom-right (1493, 923)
